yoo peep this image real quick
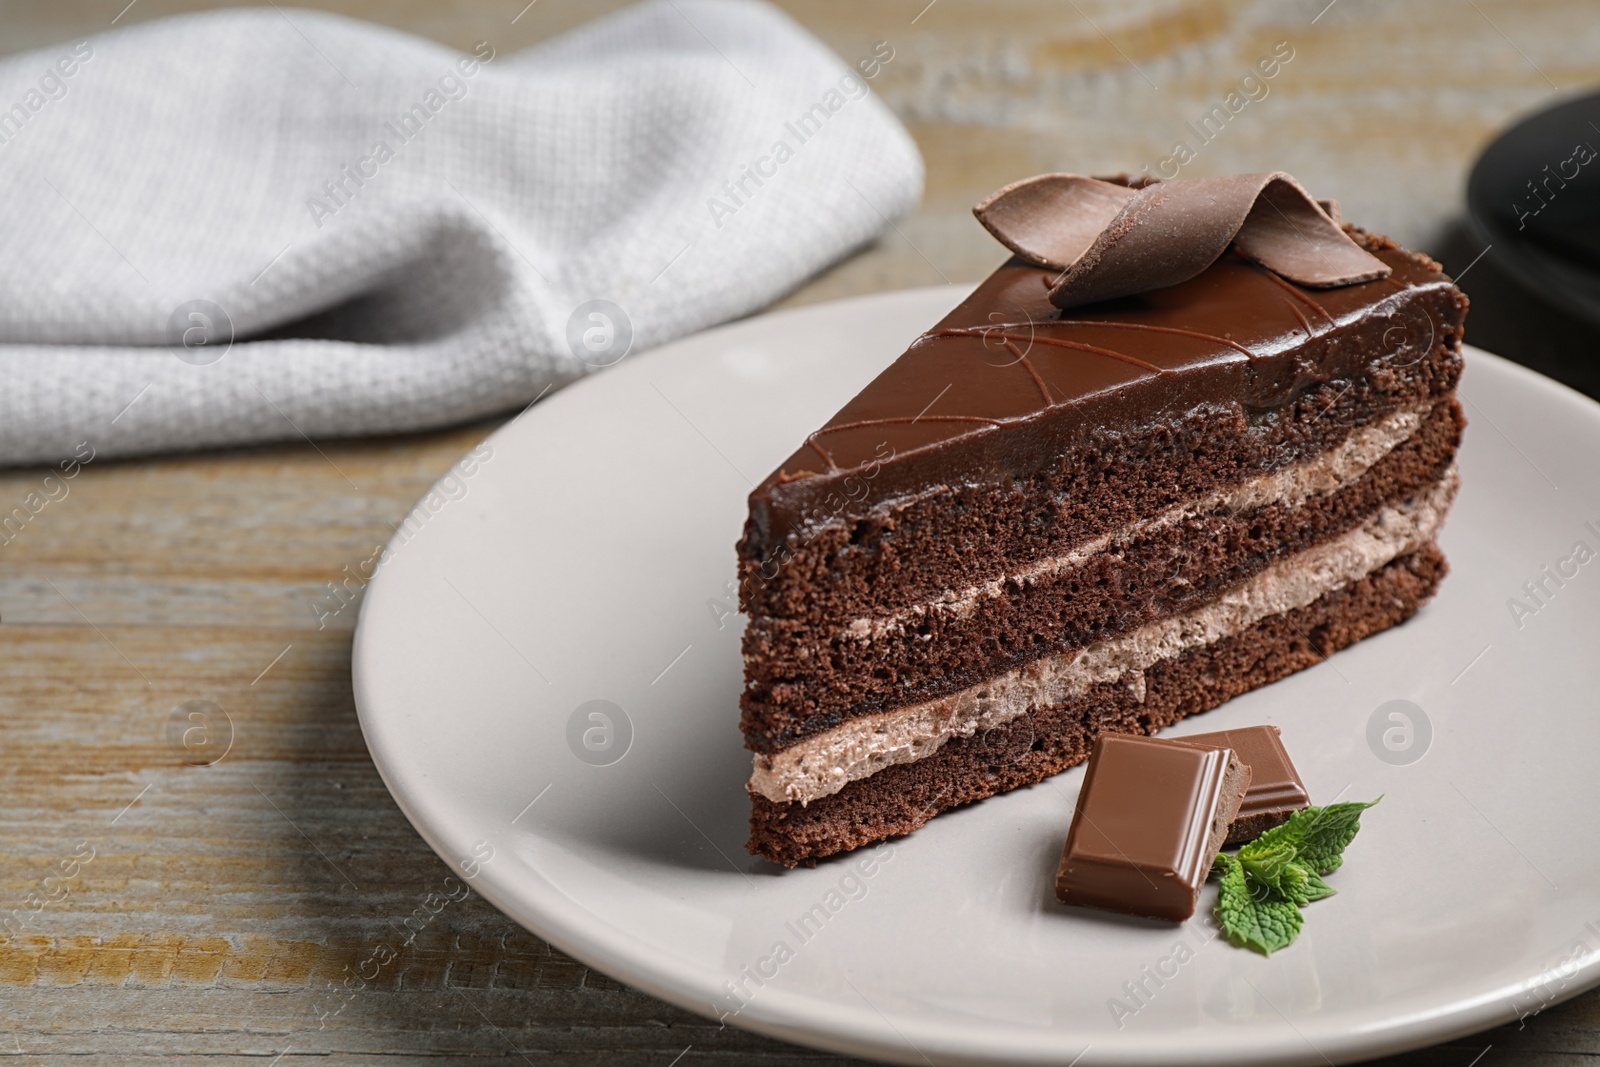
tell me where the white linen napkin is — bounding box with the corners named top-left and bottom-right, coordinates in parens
top-left (0, 1), bottom-right (921, 465)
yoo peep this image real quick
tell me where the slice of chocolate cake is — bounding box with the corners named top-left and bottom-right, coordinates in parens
top-left (738, 173), bottom-right (1466, 867)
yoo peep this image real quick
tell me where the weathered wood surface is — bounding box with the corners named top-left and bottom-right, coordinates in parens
top-left (5, 1), bottom-right (1600, 1063)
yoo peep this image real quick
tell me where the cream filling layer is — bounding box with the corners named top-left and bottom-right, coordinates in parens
top-left (751, 466), bottom-right (1457, 806)
top-left (840, 402), bottom-right (1433, 643)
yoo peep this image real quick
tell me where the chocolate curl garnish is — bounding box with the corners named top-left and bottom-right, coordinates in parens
top-left (972, 173), bottom-right (1390, 310)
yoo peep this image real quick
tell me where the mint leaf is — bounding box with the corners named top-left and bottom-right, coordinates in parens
top-left (1299, 869), bottom-right (1337, 903)
top-left (1239, 841), bottom-right (1300, 896)
top-left (1209, 798), bottom-right (1377, 953)
top-left (1210, 852), bottom-right (1235, 880)
top-left (1243, 849), bottom-right (1321, 906)
top-left (1215, 852), bottom-right (1303, 955)
top-left (1253, 798), bottom-right (1381, 874)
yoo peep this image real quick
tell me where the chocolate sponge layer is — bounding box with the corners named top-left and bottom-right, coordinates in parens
top-left (747, 542), bottom-right (1446, 868)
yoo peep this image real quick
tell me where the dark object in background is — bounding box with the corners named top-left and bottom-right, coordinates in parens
top-left (1469, 89), bottom-right (1600, 322)
top-left (1446, 88), bottom-right (1600, 401)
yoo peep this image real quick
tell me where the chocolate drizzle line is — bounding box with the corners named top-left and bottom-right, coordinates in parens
top-left (1252, 262), bottom-right (1337, 328)
top-left (990, 332), bottom-right (1166, 375)
top-left (804, 415), bottom-right (1006, 469)
top-left (1278, 295), bottom-right (1315, 338)
top-left (1007, 340), bottom-right (1055, 404)
top-left (820, 415), bottom-right (1006, 430)
top-left (969, 320), bottom-right (1264, 361)
top-left (936, 327), bottom-right (1167, 375)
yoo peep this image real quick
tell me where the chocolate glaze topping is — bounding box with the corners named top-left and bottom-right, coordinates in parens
top-left (743, 236), bottom-right (1456, 553)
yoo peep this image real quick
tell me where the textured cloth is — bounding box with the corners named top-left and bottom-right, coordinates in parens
top-left (0, 2), bottom-right (921, 465)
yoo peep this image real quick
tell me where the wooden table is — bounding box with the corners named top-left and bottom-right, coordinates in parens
top-left (5, 1), bottom-right (1599, 1063)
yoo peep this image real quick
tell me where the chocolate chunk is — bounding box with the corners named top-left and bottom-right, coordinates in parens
top-left (1055, 734), bottom-right (1251, 922)
top-left (1175, 725), bottom-right (1311, 846)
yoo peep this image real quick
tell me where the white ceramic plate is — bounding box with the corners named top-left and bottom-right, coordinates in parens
top-left (353, 286), bottom-right (1600, 1066)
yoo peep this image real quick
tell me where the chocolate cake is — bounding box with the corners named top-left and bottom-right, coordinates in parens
top-left (737, 173), bottom-right (1466, 867)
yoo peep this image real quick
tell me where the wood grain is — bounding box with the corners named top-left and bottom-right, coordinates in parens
top-left (4, 1), bottom-right (1599, 1063)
